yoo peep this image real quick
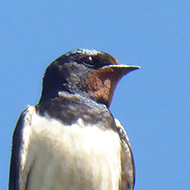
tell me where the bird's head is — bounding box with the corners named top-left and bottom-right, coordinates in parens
top-left (39, 49), bottom-right (140, 107)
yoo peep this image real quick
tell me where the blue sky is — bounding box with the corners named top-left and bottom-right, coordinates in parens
top-left (1, 1), bottom-right (190, 189)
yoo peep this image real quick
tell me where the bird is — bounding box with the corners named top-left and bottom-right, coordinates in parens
top-left (9, 48), bottom-right (140, 190)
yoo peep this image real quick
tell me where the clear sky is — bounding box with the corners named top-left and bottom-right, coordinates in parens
top-left (1, 1), bottom-right (190, 189)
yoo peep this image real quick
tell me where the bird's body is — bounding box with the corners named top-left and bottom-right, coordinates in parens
top-left (9, 49), bottom-right (139, 190)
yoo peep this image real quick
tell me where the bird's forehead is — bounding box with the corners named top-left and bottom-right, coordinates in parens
top-left (66, 49), bottom-right (102, 57)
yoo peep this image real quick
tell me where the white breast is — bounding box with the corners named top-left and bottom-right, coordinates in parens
top-left (21, 112), bottom-right (121, 190)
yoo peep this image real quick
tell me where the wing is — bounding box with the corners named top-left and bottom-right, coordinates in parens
top-left (115, 119), bottom-right (135, 190)
top-left (9, 106), bottom-right (36, 190)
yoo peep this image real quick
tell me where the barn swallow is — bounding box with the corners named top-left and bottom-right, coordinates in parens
top-left (9, 48), bottom-right (140, 190)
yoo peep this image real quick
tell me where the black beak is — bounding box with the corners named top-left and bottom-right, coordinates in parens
top-left (102, 64), bottom-right (140, 76)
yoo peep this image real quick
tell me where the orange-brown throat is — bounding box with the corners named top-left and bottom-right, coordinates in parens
top-left (83, 67), bottom-right (122, 107)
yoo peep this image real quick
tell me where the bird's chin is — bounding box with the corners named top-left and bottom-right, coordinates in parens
top-left (83, 65), bottom-right (140, 107)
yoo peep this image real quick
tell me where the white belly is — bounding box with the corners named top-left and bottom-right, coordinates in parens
top-left (24, 114), bottom-right (121, 190)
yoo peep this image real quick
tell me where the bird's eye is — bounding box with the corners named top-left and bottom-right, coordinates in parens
top-left (80, 56), bottom-right (94, 68)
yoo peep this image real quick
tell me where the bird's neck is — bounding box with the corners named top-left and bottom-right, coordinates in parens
top-left (36, 91), bottom-right (116, 128)
top-left (39, 80), bottom-right (114, 108)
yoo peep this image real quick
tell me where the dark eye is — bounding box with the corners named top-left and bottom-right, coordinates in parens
top-left (80, 56), bottom-right (95, 68)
